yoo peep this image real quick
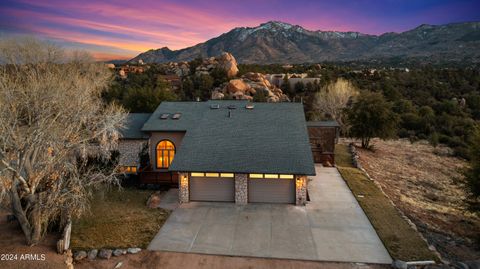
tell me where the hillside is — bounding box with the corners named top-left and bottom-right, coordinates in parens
top-left (353, 139), bottom-right (480, 261)
top-left (130, 21), bottom-right (480, 64)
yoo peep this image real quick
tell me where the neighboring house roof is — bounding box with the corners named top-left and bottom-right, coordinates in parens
top-left (147, 100), bottom-right (315, 175)
top-left (120, 113), bottom-right (151, 139)
top-left (307, 121), bottom-right (340, 128)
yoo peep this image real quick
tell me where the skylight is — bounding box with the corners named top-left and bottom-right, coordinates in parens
top-left (172, 113), bottom-right (181, 119)
top-left (160, 113), bottom-right (169, 119)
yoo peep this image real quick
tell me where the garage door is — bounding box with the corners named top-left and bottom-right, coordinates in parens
top-left (248, 178), bottom-right (295, 204)
top-left (190, 175), bottom-right (235, 202)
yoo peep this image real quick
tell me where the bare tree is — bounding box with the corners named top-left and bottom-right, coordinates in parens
top-left (0, 38), bottom-right (126, 245)
top-left (312, 78), bottom-right (358, 131)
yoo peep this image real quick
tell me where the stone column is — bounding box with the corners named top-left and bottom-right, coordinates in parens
top-left (295, 175), bottom-right (307, 206)
top-left (235, 174), bottom-right (248, 205)
top-left (179, 172), bottom-right (189, 203)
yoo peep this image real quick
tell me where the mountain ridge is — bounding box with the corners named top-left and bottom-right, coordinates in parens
top-left (129, 21), bottom-right (480, 64)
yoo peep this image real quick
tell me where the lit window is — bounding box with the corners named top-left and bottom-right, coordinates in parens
top-left (279, 174), bottom-right (294, 179)
top-left (205, 172), bottom-right (219, 177)
top-left (249, 174), bottom-right (263, 178)
top-left (156, 140), bottom-right (175, 169)
top-left (118, 166), bottom-right (137, 174)
top-left (220, 173), bottom-right (234, 178)
top-left (264, 174), bottom-right (278, 179)
top-left (191, 172), bottom-right (204, 177)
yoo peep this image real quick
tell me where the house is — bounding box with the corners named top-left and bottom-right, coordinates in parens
top-left (117, 100), bottom-right (316, 205)
top-left (306, 121), bottom-right (340, 165)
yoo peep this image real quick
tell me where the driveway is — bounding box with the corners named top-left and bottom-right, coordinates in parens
top-left (148, 165), bottom-right (392, 264)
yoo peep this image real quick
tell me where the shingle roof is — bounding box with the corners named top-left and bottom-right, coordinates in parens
top-left (149, 100), bottom-right (315, 175)
top-left (120, 113), bottom-right (151, 139)
top-left (307, 121), bottom-right (340, 127)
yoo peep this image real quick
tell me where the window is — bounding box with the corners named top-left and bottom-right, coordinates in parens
top-left (220, 173), bottom-right (234, 178)
top-left (156, 140), bottom-right (175, 168)
top-left (191, 172), bottom-right (204, 177)
top-left (205, 172), bottom-right (219, 177)
top-left (249, 174), bottom-right (294, 179)
top-left (119, 166), bottom-right (137, 174)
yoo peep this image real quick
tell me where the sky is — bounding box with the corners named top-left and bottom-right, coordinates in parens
top-left (1, 0), bottom-right (479, 61)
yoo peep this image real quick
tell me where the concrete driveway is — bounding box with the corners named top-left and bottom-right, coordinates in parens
top-left (148, 165), bottom-right (392, 264)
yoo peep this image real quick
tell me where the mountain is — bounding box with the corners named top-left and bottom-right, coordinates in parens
top-left (130, 21), bottom-right (480, 64)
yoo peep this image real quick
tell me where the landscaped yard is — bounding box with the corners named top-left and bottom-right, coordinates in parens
top-left (335, 144), bottom-right (438, 262)
top-left (71, 188), bottom-right (170, 250)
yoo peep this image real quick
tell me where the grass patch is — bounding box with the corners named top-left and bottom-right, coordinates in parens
top-left (335, 144), bottom-right (438, 261)
top-left (71, 188), bottom-right (170, 250)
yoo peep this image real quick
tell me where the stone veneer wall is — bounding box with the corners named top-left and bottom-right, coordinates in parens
top-left (295, 175), bottom-right (308, 206)
top-left (117, 140), bottom-right (146, 166)
top-left (179, 172), bottom-right (189, 203)
top-left (234, 174), bottom-right (248, 205)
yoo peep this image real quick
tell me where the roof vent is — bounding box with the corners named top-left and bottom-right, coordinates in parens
top-left (172, 113), bottom-right (181, 120)
top-left (245, 103), bottom-right (254, 109)
top-left (227, 105), bottom-right (236, 109)
top-left (210, 104), bottom-right (220, 109)
top-left (160, 113), bottom-right (169, 119)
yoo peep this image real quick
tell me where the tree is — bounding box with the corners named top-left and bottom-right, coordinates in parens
top-left (312, 78), bottom-right (358, 131)
top-left (464, 127), bottom-right (480, 207)
top-left (294, 81), bottom-right (305, 93)
top-left (345, 91), bottom-right (398, 149)
top-left (0, 38), bottom-right (125, 245)
top-left (194, 74), bottom-right (214, 100)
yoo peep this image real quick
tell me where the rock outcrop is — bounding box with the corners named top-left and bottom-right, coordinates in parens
top-left (195, 52), bottom-right (238, 78)
top-left (212, 72), bottom-right (289, 102)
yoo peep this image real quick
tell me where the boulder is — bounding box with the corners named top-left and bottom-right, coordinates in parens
top-left (218, 52), bottom-right (238, 78)
top-left (113, 249), bottom-right (125, 257)
top-left (146, 191), bottom-right (162, 208)
top-left (226, 79), bottom-right (251, 94)
top-left (87, 249), bottom-right (98, 260)
top-left (127, 247), bottom-right (142, 254)
top-left (98, 249), bottom-right (112, 259)
top-left (211, 91), bottom-right (225, 100)
top-left (73, 250), bottom-right (87, 261)
top-left (392, 260), bottom-right (408, 269)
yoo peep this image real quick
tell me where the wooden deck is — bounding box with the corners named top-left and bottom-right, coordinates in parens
top-left (139, 170), bottom-right (179, 186)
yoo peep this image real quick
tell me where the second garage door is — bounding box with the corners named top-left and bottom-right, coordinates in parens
top-left (190, 175), bottom-right (235, 202)
top-left (248, 178), bottom-right (295, 204)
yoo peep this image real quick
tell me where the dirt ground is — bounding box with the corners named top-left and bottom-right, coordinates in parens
top-left (352, 139), bottom-right (480, 261)
top-left (75, 250), bottom-right (389, 269)
top-left (0, 210), bottom-right (68, 269)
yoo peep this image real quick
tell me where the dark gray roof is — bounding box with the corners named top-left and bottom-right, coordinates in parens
top-left (156, 100), bottom-right (315, 175)
top-left (307, 121), bottom-right (340, 127)
top-left (120, 113), bottom-right (151, 139)
top-left (142, 102), bottom-right (205, 132)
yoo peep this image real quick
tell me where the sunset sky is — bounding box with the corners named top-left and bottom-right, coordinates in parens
top-left (1, 0), bottom-right (479, 61)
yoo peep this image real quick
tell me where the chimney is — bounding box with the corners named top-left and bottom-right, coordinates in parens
top-left (228, 111), bottom-right (232, 118)
top-left (196, 97), bottom-right (200, 102)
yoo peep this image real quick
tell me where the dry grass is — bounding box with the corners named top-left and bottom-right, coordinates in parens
top-left (335, 144), bottom-right (438, 261)
top-left (354, 139), bottom-right (480, 261)
top-left (71, 188), bottom-right (170, 250)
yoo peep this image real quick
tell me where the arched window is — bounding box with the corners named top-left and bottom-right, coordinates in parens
top-left (156, 140), bottom-right (175, 169)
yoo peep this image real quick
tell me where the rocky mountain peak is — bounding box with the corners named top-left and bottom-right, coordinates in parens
top-left (129, 21), bottom-right (480, 65)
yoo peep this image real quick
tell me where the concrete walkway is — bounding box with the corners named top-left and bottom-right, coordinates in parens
top-left (148, 165), bottom-right (392, 264)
